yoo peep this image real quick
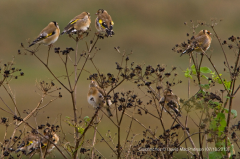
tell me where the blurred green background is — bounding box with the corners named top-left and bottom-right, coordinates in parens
top-left (1, 0), bottom-right (240, 158)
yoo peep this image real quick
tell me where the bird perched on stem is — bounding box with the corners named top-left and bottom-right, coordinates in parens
top-left (15, 128), bottom-right (59, 156)
top-left (95, 9), bottom-right (114, 37)
top-left (159, 88), bottom-right (181, 117)
top-left (40, 128), bottom-right (59, 154)
top-left (87, 80), bottom-right (113, 117)
top-left (180, 30), bottom-right (212, 56)
top-left (29, 21), bottom-right (60, 47)
top-left (61, 12), bottom-right (91, 35)
top-left (15, 132), bottom-right (40, 155)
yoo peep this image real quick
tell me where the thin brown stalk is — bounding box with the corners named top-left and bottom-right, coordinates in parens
top-left (203, 52), bottom-right (230, 94)
top-left (46, 45), bottom-right (52, 66)
top-left (233, 85), bottom-right (240, 96)
top-left (71, 40), bottom-right (79, 159)
top-left (2, 84), bottom-right (20, 117)
top-left (188, 55), bottom-right (191, 98)
top-left (117, 105), bottom-right (127, 159)
top-left (91, 126), bottom-right (97, 159)
top-left (74, 109), bottom-right (100, 158)
top-left (190, 52), bottom-right (201, 87)
top-left (184, 115), bottom-right (189, 159)
top-left (32, 53), bottom-right (71, 92)
top-left (1, 126), bottom-right (8, 157)
top-left (70, 92), bottom-right (78, 145)
top-left (124, 112), bottom-right (155, 137)
top-left (0, 76), bottom-right (7, 87)
top-left (64, 55), bottom-right (73, 90)
top-left (205, 128), bottom-right (209, 159)
top-left (100, 109), bottom-right (118, 127)
top-left (94, 126), bottom-right (117, 156)
top-left (73, 36), bottom-right (99, 90)
top-left (152, 93), bottom-right (165, 132)
top-left (211, 26), bottom-right (231, 72)
top-left (178, 132), bottom-right (205, 147)
top-left (16, 95), bottom-right (46, 127)
top-left (107, 79), bottom-right (125, 96)
top-left (123, 106), bottom-right (136, 152)
top-left (199, 107), bottom-right (205, 159)
top-left (0, 96), bottom-right (15, 115)
top-left (74, 40), bottom-right (78, 112)
top-left (37, 97), bottom-right (58, 110)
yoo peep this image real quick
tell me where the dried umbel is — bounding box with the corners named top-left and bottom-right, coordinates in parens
top-left (35, 80), bottom-right (60, 95)
top-left (0, 58), bottom-right (24, 86)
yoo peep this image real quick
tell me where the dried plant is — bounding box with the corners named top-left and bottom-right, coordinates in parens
top-left (0, 19), bottom-right (240, 159)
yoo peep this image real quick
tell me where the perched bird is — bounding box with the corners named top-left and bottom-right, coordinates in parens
top-left (15, 132), bottom-right (41, 155)
top-left (15, 128), bottom-right (59, 156)
top-left (180, 30), bottom-right (212, 56)
top-left (159, 88), bottom-right (181, 117)
top-left (29, 21), bottom-right (60, 47)
top-left (61, 12), bottom-right (91, 35)
top-left (87, 80), bottom-right (113, 117)
top-left (40, 128), bottom-right (59, 154)
top-left (95, 9), bottom-right (114, 37)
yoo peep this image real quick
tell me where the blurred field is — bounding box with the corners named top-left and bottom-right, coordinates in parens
top-left (1, 0), bottom-right (240, 158)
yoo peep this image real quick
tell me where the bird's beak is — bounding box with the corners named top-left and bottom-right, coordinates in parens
top-left (95, 13), bottom-right (98, 15)
top-left (208, 31), bottom-right (212, 35)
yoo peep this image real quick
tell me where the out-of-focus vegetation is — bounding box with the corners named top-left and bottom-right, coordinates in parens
top-left (1, 0), bottom-right (240, 158)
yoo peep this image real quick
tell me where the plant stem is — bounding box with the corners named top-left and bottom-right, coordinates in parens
top-left (211, 26), bottom-right (231, 73)
top-left (46, 44), bottom-right (52, 66)
top-left (225, 48), bottom-right (240, 157)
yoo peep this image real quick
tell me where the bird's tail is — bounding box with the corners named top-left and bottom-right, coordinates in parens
top-left (173, 107), bottom-right (181, 117)
top-left (29, 43), bottom-right (35, 47)
top-left (180, 50), bottom-right (187, 57)
top-left (106, 107), bottom-right (113, 117)
top-left (106, 25), bottom-right (114, 37)
top-left (106, 99), bottom-right (113, 117)
top-left (29, 37), bottom-right (42, 47)
top-left (180, 48), bottom-right (195, 57)
top-left (26, 148), bottom-right (37, 156)
top-left (60, 31), bottom-right (66, 35)
top-left (15, 149), bottom-right (21, 153)
top-left (167, 100), bottom-right (181, 117)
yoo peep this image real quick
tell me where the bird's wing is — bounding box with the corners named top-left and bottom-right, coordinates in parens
top-left (98, 92), bottom-right (104, 101)
top-left (159, 96), bottom-right (165, 105)
top-left (97, 19), bottom-right (107, 29)
top-left (62, 20), bottom-right (78, 32)
top-left (100, 13), bottom-right (113, 27)
top-left (165, 95), bottom-right (181, 116)
top-left (63, 13), bottom-right (87, 30)
top-left (159, 96), bottom-right (167, 112)
top-left (40, 25), bottom-right (56, 38)
top-left (193, 35), bottom-right (208, 48)
top-left (97, 87), bottom-right (105, 96)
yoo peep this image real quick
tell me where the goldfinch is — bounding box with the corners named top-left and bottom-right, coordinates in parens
top-left (40, 128), bottom-right (59, 154)
top-left (61, 12), bottom-right (91, 35)
top-left (15, 132), bottom-right (41, 154)
top-left (16, 128), bottom-right (59, 156)
top-left (29, 21), bottom-right (60, 47)
top-left (95, 9), bottom-right (114, 37)
top-left (181, 30), bottom-right (212, 56)
top-left (87, 80), bottom-right (113, 117)
top-left (159, 88), bottom-right (181, 116)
